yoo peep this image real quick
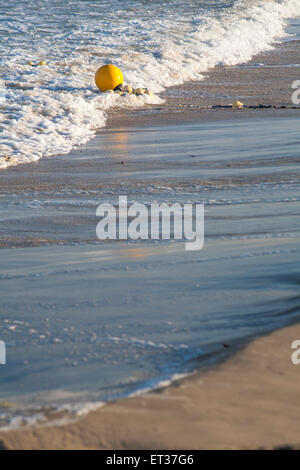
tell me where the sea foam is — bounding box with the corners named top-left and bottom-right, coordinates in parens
top-left (0, 0), bottom-right (300, 168)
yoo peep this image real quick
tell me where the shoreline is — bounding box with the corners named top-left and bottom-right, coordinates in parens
top-left (1, 39), bottom-right (300, 176)
top-left (1, 39), bottom-right (299, 200)
top-left (106, 39), bottom-right (300, 129)
top-left (0, 38), bottom-right (300, 448)
top-left (1, 321), bottom-right (300, 450)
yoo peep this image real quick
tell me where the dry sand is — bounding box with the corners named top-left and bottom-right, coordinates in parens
top-left (0, 322), bottom-right (300, 450)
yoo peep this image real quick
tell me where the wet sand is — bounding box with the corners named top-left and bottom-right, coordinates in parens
top-left (0, 40), bottom-right (300, 449)
top-left (1, 39), bottom-right (300, 200)
top-left (108, 39), bottom-right (300, 128)
top-left (1, 322), bottom-right (300, 450)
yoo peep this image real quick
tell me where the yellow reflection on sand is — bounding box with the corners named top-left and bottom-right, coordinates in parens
top-left (110, 131), bottom-right (129, 160)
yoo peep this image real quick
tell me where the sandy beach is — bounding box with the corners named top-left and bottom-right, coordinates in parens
top-left (0, 24), bottom-right (300, 449)
top-left (1, 321), bottom-right (300, 450)
top-left (108, 39), bottom-right (300, 128)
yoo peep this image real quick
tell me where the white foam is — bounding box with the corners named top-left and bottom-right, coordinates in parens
top-left (0, 372), bottom-right (190, 432)
top-left (0, 0), bottom-right (300, 168)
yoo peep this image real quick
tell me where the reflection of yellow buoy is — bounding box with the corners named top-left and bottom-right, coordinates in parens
top-left (95, 64), bottom-right (123, 92)
top-left (38, 61), bottom-right (46, 66)
top-left (122, 84), bottom-right (133, 94)
top-left (232, 100), bottom-right (244, 109)
top-left (0, 401), bottom-right (14, 408)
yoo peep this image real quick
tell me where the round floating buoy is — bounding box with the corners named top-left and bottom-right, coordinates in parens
top-left (27, 61), bottom-right (35, 66)
top-left (95, 64), bottom-right (123, 92)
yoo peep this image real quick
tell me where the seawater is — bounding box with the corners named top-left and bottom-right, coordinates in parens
top-left (0, 0), bottom-right (300, 168)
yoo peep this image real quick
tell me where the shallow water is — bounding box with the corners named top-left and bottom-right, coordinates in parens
top-left (0, 116), bottom-right (299, 429)
top-left (1, 0), bottom-right (300, 168)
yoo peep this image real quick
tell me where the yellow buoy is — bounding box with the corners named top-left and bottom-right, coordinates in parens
top-left (232, 100), bottom-right (244, 109)
top-left (95, 64), bottom-right (123, 92)
top-left (28, 61), bottom-right (35, 66)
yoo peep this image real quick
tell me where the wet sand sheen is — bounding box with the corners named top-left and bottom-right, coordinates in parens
top-left (0, 40), bottom-right (300, 446)
top-left (1, 322), bottom-right (300, 450)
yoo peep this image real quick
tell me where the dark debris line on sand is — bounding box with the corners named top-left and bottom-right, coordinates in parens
top-left (211, 104), bottom-right (299, 110)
